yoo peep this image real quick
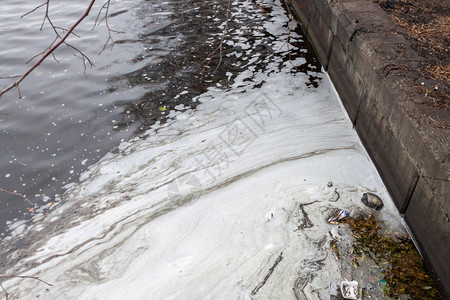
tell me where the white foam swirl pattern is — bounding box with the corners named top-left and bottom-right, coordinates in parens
top-left (1, 1), bottom-right (405, 299)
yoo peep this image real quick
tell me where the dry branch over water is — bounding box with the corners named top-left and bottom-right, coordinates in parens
top-left (0, 0), bottom-right (115, 98)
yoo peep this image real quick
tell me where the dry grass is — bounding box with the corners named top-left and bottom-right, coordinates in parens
top-left (375, 0), bottom-right (450, 109)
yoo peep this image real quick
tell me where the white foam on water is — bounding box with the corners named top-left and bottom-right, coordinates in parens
top-left (1, 1), bottom-right (405, 299)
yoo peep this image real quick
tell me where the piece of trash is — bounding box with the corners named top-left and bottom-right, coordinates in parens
top-left (158, 106), bottom-right (167, 111)
top-left (341, 280), bottom-right (359, 299)
top-left (327, 181), bottom-right (333, 187)
top-left (337, 210), bottom-right (347, 220)
top-left (361, 192), bottom-right (384, 210)
top-left (28, 207), bottom-right (35, 212)
top-left (328, 210), bottom-right (347, 223)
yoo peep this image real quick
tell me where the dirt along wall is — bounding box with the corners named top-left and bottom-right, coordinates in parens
top-left (289, 0), bottom-right (450, 297)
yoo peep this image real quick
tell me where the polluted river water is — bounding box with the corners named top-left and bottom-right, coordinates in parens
top-left (0, 0), bottom-right (441, 299)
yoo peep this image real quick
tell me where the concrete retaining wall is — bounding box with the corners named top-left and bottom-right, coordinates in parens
top-left (290, 0), bottom-right (449, 296)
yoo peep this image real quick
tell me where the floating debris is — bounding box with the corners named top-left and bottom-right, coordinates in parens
top-left (328, 210), bottom-right (347, 224)
top-left (327, 181), bottom-right (333, 187)
top-left (344, 216), bottom-right (442, 299)
top-left (330, 238), bottom-right (340, 260)
top-left (341, 280), bottom-right (358, 299)
top-left (361, 192), bottom-right (383, 210)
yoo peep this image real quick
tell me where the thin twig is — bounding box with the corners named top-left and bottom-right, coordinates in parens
top-left (0, 187), bottom-right (34, 207)
top-left (51, 52), bottom-right (60, 63)
top-left (40, 0), bottom-right (50, 31)
top-left (0, 275), bottom-right (52, 287)
top-left (0, 275), bottom-right (53, 300)
top-left (20, 2), bottom-right (47, 19)
top-left (16, 84), bottom-right (22, 98)
top-left (214, 0), bottom-right (232, 73)
top-left (67, 44), bottom-right (95, 72)
top-left (99, 0), bottom-right (114, 54)
top-left (0, 76), bottom-right (22, 80)
top-left (94, 0), bottom-right (122, 54)
top-left (0, 282), bottom-right (7, 300)
top-left (200, 0), bottom-right (232, 80)
top-left (281, 0), bottom-right (298, 69)
top-left (26, 36), bottom-right (59, 64)
top-left (25, 2), bottom-right (84, 66)
top-left (93, 1), bottom-right (110, 29)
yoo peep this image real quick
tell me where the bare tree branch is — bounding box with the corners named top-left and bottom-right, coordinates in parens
top-left (94, 0), bottom-right (123, 54)
top-left (25, 36), bottom-right (59, 64)
top-left (98, 0), bottom-right (114, 54)
top-left (25, 1), bottom-right (90, 66)
top-left (0, 0), bottom-right (97, 98)
top-left (250, 0), bottom-right (273, 12)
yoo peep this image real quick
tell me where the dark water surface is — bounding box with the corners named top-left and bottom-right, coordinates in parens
top-left (0, 0), bottom-right (320, 237)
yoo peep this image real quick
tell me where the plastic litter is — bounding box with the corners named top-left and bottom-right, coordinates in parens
top-left (328, 210), bottom-right (347, 224)
top-left (341, 280), bottom-right (358, 299)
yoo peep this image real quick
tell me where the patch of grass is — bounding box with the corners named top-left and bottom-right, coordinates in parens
top-left (374, 0), bottom-right (450, 109)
